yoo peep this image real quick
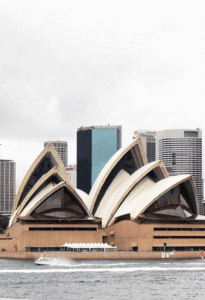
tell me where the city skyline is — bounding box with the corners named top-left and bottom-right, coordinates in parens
top-left (1, 1), bottom-right (205, 190)
top-left (1, 2), bottom-right (205, 300)
top-left (1, 126), bottom-right (204, 191)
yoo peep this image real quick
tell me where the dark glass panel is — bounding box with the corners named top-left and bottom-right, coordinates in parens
top-left (144, 185), bottom-right (194, 219)
top-left (147, 141), bottom-right (155, 163)
top-left (184, 131), bottom-right (198, 137)
top-left (77, 130), bottom-right (92, 194)
top-left (17, 157), bottom-right (54, 208)
top-left (31, 187), bottom-right (87, 219)
top-left (19, 175), bottom-right (61, 214)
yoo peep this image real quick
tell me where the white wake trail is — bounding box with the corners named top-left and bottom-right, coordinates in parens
top-left (1, 266), bottom-right (205, 273)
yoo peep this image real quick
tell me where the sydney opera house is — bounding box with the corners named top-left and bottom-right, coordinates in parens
top-left (1, 138), bottom-right (205, 259)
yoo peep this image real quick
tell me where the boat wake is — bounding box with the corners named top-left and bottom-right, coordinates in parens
top-left (1, 266), bottom-right (205, 273)
top-left (44, 258), bottom-right (77, 266)
top-left (34, 258), bottom-right (205, 268)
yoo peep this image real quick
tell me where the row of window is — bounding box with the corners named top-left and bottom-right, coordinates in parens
top-left (154, 236), bottom-right (205, 239)
top-left (26, 247), bottom-right (61, 252)
top-left (153, 246), bottom-right (204, 251)
top-left (154, 228), bottom-right (205, 231)
top-left (29, 227), bottom-right (97, 231)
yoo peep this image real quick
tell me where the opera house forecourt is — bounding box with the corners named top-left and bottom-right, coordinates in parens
top-left (1, 138), bottom-right (205, 260)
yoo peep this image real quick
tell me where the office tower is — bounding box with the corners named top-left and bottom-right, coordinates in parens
top-left (44, 141), bottom-right (68, 167)
top-left (66, 165), bottom-right (77, 188)
top-left (0, 160), bottom-right (16, 216)
top-left (135, 129), bottom-right (203, 214)
top-left (77, 125), bottom-right (122, 194)
top-left (203, 202), bottom-right (205, 215)
top-left (134, 130), bottom-right (156, 162)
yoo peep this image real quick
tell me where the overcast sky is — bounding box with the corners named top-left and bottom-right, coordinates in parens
top-left (1, 0), bottom-right (205, 190)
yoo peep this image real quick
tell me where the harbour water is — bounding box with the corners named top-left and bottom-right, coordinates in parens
top-left (0, 258), bottom-right (205, 300)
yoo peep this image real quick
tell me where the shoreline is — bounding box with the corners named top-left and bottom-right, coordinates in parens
top-left (0, 251), bottom-right (204, 260)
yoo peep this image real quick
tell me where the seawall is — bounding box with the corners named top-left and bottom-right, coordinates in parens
top-left (0, 251), bottom-right (203, 260)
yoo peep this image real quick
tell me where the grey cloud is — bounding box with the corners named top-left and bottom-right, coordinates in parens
top-left (1, 4), bottom-right (204, 146)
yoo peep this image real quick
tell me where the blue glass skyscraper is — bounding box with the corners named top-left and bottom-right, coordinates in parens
top-left (77, 126), bottom-right (122, 194)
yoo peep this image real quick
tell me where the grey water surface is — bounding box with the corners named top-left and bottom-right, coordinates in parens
top-left (0, 258), bottom-right (204, 300)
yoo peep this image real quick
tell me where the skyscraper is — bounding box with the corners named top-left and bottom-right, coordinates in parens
top-left (66, 165), bottom-right (77, 188)
top-left (77, 125), bottom-right (122, 194)
top-left (134, 130), bottom-right (156, 163)
top-left (135, 129), bottom-right (203, 214)
top-left (44, 141), bottom-right (68, 167)
top-left (0, 159), bottom-right (16, 216)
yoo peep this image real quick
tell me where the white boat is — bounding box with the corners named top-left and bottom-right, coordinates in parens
top-left (35, 254), bottom-right (57, 265)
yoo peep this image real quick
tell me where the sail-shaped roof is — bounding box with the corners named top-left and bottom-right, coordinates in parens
top-left (20, 181), bottom-right (91, 219)
top-left (9, 144), bottom-right (91, 227)
top-left (95, 161), bottom-right (169, 227)
top-left (12, 144), bottom-right (69, 214)
top-left (109, 174), bottom-right (198, 226)
top-left (88, 137), bottom-right (147, 214)
top-left (9, 138), bottom-right (199, 230)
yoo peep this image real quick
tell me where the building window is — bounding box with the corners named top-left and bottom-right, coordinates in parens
top-left (172, 153), bottom-right (176, 165)
top-left (184, 131), bottom-right (198, 137)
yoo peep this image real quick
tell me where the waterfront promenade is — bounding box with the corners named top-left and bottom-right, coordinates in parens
top-left (0, 250), bottom-right (203, 260)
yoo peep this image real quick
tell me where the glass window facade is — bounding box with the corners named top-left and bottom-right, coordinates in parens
top-left (158, 136), bottom-right (202, 214)
top-left (146, 140), bottom-right (156, 162)
top-left (184, 131), bottom-right (198, 137)
top-left (144, 184), bottom-right (194, 219)
top-left (77, 130), bottom-right (92, 194)
top-left (17, 157), bottom-right (53, 208)
top-left (77, 126), bottom-right (122, 194)
top-left (92, 129), bottom-right (118, 186)
top-left (31, 187), bottom-right (87, 218)
top-left (0, 160), bottom-right (16, 215)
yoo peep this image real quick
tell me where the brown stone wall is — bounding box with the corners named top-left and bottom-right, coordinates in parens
top-left (2, 220), bottom-right (205, 253)
top-left (18, 230), bottom-right (103, 251)
top-left (0, 223), bottom-right (104, 252)
top-left (104, 220), bottom-right (205, 252)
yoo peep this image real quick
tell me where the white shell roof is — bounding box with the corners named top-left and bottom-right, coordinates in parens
top-left (9, 166), bottom-right (70, 227)
top-left (9, 138), bottom-right (199, 230)
top-left (96, 161), bottom-right (168, 228)
top-left (109, 176), bottom-right (156, 226)
top-left (12, 144), bottom-right (70, 213)
top-left (76, 189), bottom-right (89, 206)
top-left (95, 169), bottom-right (130, 228)
top-left (20, 181), bottom-right (91, 217)
top-left (109, 174), bottom-right (197, 226)
top-left (20, 181), bottom-right (58, 217)
top-left (88, 137), bottom-right (147, 213)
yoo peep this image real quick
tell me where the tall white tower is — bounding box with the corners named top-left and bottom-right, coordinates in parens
top-left (0, 159), bottom-right (16, 216)
top-left (66, 165), bottom-right (77, 188)
top-left (155, 129), bottom-right (203, 214)
top-left (44, 141), bottom-right (68, 167)
top-left (135, 129), bottom-right (203, 215)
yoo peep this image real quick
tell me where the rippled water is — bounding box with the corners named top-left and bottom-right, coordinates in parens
top-left (0, 258), bottom-right (205, 300)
